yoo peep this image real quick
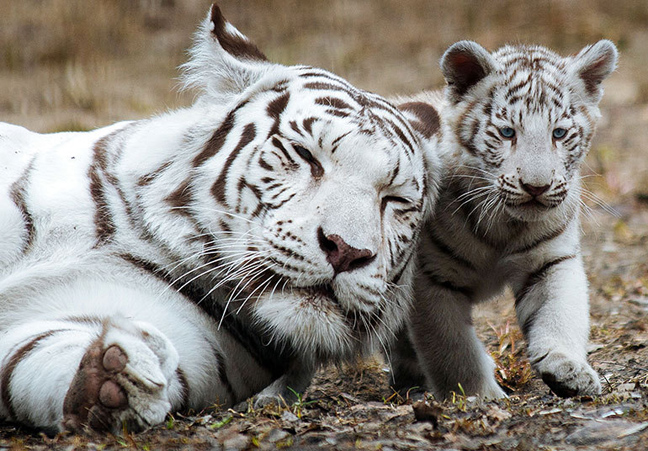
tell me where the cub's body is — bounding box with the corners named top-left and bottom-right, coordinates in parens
top-left (393, 40), bottom-right (617, 399)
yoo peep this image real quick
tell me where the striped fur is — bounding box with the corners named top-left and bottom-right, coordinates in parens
top-left (392, 40), bottom-right (617, 399)
top-left (0, 5), bottom-right (435, 433)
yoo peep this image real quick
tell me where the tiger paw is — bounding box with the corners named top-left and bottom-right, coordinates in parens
top-left (535, 352), bottom-right (602, 398)
top-left (62, 321), bottom-right (178, 433)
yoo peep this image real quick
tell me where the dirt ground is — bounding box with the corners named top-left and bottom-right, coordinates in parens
top-left (1, 1), bottom-right (647, 449)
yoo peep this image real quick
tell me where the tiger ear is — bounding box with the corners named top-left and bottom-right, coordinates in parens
top-left (440, 41), bottom-right (495, 103)
top-left (570, 40), bottom-right (618, 103)
top-left (181, 3), bottom-right (272, 101)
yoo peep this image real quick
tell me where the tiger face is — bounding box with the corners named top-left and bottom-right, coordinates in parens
top-left (173, 5), bottom-right (431, 360)
top-left (441, 40), bottom-right (617, 223)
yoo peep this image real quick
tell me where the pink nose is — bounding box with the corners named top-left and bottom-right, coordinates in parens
top-left (317, 228), bottom-right (376, 274)
top-left (521, 182), bottom-right (551, 197)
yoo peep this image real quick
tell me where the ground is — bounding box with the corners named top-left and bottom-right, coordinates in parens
top-left (1, 1), bottom-right (647, 449)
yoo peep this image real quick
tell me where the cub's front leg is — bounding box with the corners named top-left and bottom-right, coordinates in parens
top-left (406, 275), bottom-right (506, 400)
top-left (514, 253), bottom-right (601, 397)
top-left (249, 363), bottom-right (316, 409)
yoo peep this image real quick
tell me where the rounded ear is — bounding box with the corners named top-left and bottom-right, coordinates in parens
top-left (571, 40), bottom-right (618, 103)
top-left (440, 41), bottom-right (495, 102)
top-left (181, 3), bottom-right (273, 102)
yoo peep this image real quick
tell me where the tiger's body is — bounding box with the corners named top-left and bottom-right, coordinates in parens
top-left (0, 5), bottom-right (436, 433)
top-left (392, 40), bottom-right (617, 399)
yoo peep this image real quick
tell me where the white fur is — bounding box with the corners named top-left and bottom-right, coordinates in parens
top-left (0, 6), bottom-right (430, 433)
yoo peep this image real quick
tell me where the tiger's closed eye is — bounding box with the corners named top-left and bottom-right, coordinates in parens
top-left (381, 195), bottom-right (411, 212)
top-left (293, 144), bottom-right (324, 178)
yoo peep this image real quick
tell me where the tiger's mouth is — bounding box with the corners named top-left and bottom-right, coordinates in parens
top-left (246, 267), bottom-right (342, 309)
top-left (517, 199), bottom-right (554, 209)
top-left (294, 283), bottom-right (341, 308)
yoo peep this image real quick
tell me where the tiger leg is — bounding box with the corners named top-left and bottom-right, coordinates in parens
top-left (515, 254), bottom-right (601, 397)
top-left (408, 280), bottom-right (506, 400)
top-left (0, 280), bottom-right (231, 433)
top-left (0, 316), bottom-right (185, 433)
top-left (389, 326), bottom-right (427, 396)
top-left (61, 316), bottom-right (183, 433)
top-left (251, 363), bottom-right (316, 408)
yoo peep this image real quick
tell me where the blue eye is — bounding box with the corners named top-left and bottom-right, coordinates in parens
top-left (552, 128), bottom-right (567, 139)
top-left (499, 127), bottom-right (516, 139)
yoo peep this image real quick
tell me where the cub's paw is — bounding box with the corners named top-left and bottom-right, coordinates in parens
top-left (63, 320), bottom-right (178, 433)
top-left (535, 352), bottom-right (601, 398)
top-left (477, 379), bottom-right (508, 400)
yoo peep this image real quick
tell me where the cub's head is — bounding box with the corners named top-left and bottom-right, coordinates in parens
top-left (440, 40), bottom-right (617, 222)
top-left (178, 5), bottom-right (433, 360)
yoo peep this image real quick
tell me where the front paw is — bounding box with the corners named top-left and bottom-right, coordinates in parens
top-left (534, 352), bottom-right (601, 397)
top-left (62, 320), bottom-right (177, 433)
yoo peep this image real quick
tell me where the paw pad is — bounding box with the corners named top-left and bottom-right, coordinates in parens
top-left (103, 345), bottom-right (128, 372)
top-left (63, 342), bottom-right (131, 432)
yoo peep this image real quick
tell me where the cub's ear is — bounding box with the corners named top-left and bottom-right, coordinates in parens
top-left (397, 101), bottom-right (441, 141)
top-left (570, 40), bottom-right (618, 103)
top-left (181, 3), bottom-right (272, 102)
top-left (396, 100), bottom-right (443, 211)
top-left (440, 41), bottom-right (495, 103)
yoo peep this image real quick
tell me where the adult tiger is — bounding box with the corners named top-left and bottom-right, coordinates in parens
top-left (0, 4), bottom-right (438, 433)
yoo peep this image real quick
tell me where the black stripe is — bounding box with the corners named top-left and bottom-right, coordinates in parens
top-left (211, 123), bottom-right (257, 206)
top-left (507, 219), bottom-right (570, 255)
top-left (315, 96), bottom-right (353, 111)
top-left (89, 135), bottom-right (117, 246)
top-left (9, 159), bottom-right (36, 254)
top-left (427, 230), bottom-right (477, 271)
top-left (515, 255), bottom-right (576, 304)
top-left (193, 101), bottom-right (248, 167)
top-left (271, 137), bottom-right (298, 169)
top-left (212, 345), bottom-right (236, 404)
top-left (302, 117), bottom-right (318, 136)
top-left (421, 269), bottom-right (473, 298)
top-left (1, 330), bottom-right (64, 420)
top-left (267, 92), bottom-right (290, 138)
top-left (175, 368), bottom-right (190, 412)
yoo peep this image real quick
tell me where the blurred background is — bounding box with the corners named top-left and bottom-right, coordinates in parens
top-left (0, 0), bottom-right (647, 203)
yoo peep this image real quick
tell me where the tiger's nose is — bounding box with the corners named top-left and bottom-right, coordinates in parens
top-left (317, 227), bottom-right (376, 274)
top-left (520, 181), bottom-right (551, 197)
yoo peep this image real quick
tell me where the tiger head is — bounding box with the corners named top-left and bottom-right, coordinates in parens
top-left (439, 40), bottom-right (617, 223)
top-left (172, 5), bottom-right (438, 361)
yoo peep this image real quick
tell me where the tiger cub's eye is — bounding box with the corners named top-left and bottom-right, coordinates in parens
top-left (552, 128), bottom-right (567, 139)
top-left (498, 127), bottom-right (516, 139)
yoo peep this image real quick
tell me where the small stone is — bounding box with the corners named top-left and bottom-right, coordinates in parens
top-left (280, 411), bottom-right (299, 423)
top-left (266, 428), bottom-right (291, 444)
top-left (222, 433), bottom-right (250, 451)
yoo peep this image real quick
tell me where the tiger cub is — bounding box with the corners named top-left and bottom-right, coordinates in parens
top-left (0, 5), bottom-right (438, 433)
top-left (393, 40), bottom-right (617, 399)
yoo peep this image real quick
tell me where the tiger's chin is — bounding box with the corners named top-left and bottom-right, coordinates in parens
top-left (503, 199), bottom-right (564, 222)
top-left (252, 285), bottom-right (378, 361)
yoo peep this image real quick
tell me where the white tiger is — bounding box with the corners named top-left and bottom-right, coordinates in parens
top-left (0, 5), bottom-right (438, 433)
top-left (392, 40), bottom-right (617, 399)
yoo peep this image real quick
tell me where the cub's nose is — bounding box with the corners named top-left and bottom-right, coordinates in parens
top-left (520, 181), bottom-right (551, 197)
top-left (317, 227), bottom-right (376, 275)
